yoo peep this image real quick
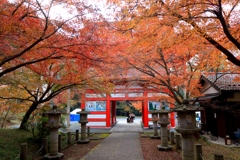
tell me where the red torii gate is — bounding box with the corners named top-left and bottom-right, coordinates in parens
top-left (81, 84), bottom-right (175, 129)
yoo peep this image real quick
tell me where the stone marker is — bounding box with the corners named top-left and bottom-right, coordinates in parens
top-left (78, 109), bottom-right (90, 144)
top-left (44, 105), bottom-right (63, 159)
top-left (150, 110), bottom-right (160, 139)
top-left (173, 99), bottom-right (203, 160)
top-left (157, 107), bottom-right (172, 151)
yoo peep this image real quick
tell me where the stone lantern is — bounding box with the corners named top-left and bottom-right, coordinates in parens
top-left (157, 107), bottom-right (172, 151)
top-left (173, 99), bottom-right (203, 160)
top-left (44, 105), bottom-right (63, 159)
top-left (78, 109), bottom-right (90, 144)
top-left (150, 110), bottom-right (160, 139)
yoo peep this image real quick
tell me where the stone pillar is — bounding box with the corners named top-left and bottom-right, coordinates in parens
top-left (76, 130), bottom-right (79, 141)
top-left (195, 144), bottom-right (202, 160)
top-left (87, 126), bottom-right (90, 137)
top-left (78, 109), bottom-right (90, 144)
top-left (49, 128), bottom-right (59, 156)
top-left (175, 134), bottom-right (181, 150)
top-left (150, 111), bottom-right (160, 139)
top-left (157, 109), bottom-right (172, 151)
top-left (182, 134), bottom-right (195, 159)
top-left (44, 105), bottom-right (63, 159)
top-left (67, 132), bottom-right (71, 144)
top-left (170, 131), bottom-right (175, 145)
top-left (20, 143), bottom-right (27, 160)
top-left (173, 99), bottom-right (203, 160)
top-left (42, 138), bottom-right (48, 155)
top-left (58, 135), bottom-right (61, 151)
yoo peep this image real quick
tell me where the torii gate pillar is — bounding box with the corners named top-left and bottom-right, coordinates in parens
top-left (142, 91), bottom-right (149, 128)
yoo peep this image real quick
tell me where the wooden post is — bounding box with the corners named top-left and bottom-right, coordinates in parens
top-left (214, 154), bottom-right (224, 160)
top-left (76, 130), bottom-right (79, 141)
top-left (42, 138), bottom-right (48, 155)
top-left (87, 127), bottom-right (90, 137)
top-left (175, 134), bottom-right (181, 150)
top-left (68, 132), bottom-right (71, 144)
top-left (170, 131), bottom-right (175, 145)
top-left (58, 135), bottom-right (62, 151)
top-left (20, 143), bottom-right (27, 160)
top-left (167, 130), bottom-right (170, 141)
top-left (195, 144), bottom-right (202, 160)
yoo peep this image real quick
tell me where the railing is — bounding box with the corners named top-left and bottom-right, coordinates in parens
top-left (17, 129), bottom-right (90, 160)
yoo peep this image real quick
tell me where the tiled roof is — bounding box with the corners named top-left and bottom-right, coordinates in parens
top-left (201, 72), bottom-right (240, 91)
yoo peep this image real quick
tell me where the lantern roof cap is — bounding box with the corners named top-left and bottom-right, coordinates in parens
top-left (159, 107), bottom-right (171, 113)
top-left (173, 99), bottom-right (203, 112)
top-left (45, 105), bottom-right (63, 114)
top-left (77, 108), bottom-right (90, 114)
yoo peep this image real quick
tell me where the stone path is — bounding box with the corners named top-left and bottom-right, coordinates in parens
top-left (81, 118), bottom-right (144, 160)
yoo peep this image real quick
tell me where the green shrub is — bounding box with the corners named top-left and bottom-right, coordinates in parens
top-left (26, 114), bottom-right (49, 143)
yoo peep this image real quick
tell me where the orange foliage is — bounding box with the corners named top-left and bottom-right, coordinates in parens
top-left (105, 0), bottom-right (240, 104)
top-left (0, 0), bottom-right (123, 129)
top-left (131, 101), bottom-right (142, 112)
top-left (109, 0), bottom-right (240, 67)
top-left (103, 21), bottom-right (224, 105)
top-left (0, 0), bottom-right (113, 81)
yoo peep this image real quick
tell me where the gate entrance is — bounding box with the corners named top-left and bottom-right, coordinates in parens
top-left (115, 100), bottom-right (142, 124)
top-left (81, 84), bottom-right (175, 129)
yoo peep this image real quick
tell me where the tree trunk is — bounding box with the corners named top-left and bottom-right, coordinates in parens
top-left (19, 102), bottom-right (38, 130)
top-left (0, 109), bottom-right (5, 128)
top-left (1, 107), bottom-right (10, 129)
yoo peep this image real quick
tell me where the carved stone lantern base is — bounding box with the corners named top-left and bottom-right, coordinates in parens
top-left (157, 145), bottom-right (172, 151)
top-left (150, 135), bottom-right (161, 139)
top-left (43, 153), bottom-right (63, 159)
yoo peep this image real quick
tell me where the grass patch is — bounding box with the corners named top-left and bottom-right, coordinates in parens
top-left (0, 129), bottom-right (41, 160)
top-left (197, 137), bottom-right (240, 160)
top-left (140, 131), bottom-right (155, 138)
top-left (58, 132), bottom-right (111, 149)
top-left (96, 133), bottom-right (111, 139)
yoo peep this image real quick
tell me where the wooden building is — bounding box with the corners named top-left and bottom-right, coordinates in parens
top-left (198, 72), bottom-right (240, 141)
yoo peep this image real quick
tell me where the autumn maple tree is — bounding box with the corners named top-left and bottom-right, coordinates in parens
top-left (0, 0), bottom-right (119, 129)
top-left (109, 0), bottom-right (240, 67)
top-left (0, 0), bottom-right (108, 78)
top-left (0, 52), bottom-right (116, 129)
top-left (112, 19), bottom-right (233, 105)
